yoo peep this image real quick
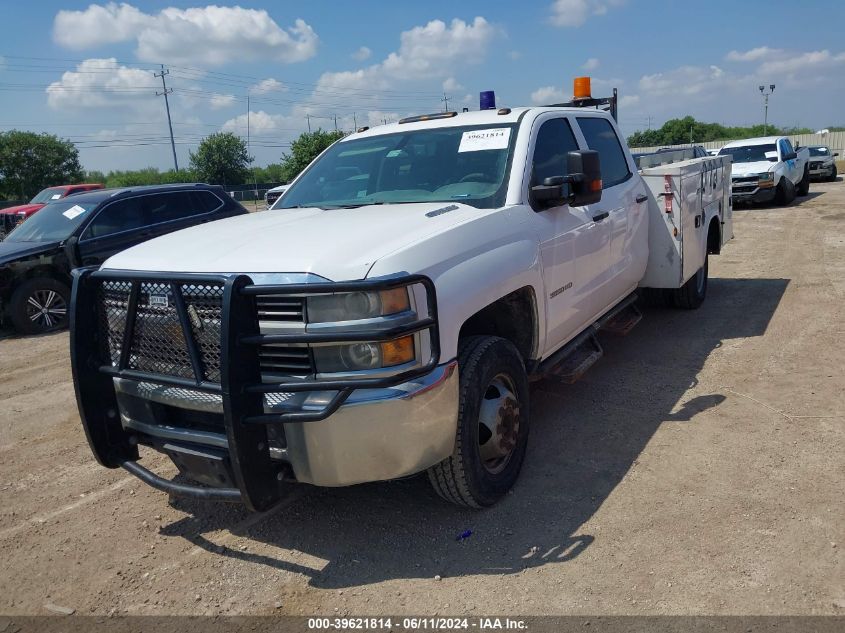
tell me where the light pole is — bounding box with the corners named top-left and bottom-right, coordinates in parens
top-left (759, 84), bottom-right (775, 135)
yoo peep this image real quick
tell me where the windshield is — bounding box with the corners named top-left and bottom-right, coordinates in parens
top-left (809, 147), bottom-right (830, 157)
top-left (279, 124), bottom-right (517, 210)
top-left (5, 200), bottom-right (98, 242)
top-left (719, 144), bottom-right (777, 163)
top-left (29, 187), bottom-right (67, 204)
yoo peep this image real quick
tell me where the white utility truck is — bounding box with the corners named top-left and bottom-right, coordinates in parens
top-left (718, 136), bottom-right (810, 205)
top-left (70, 79), bottom-right (733, 511)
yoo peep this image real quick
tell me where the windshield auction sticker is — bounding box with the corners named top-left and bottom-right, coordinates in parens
top-left (458, 128), bottom-right (511, 152)
top-left (62, 205), bottom-right (87, 220)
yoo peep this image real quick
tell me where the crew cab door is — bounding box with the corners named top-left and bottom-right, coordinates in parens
top-left (527, 114), bottom-right (611, 353)
top-left (779, 139), bottom-right (800, 184)
top-left (575, 116), bottom-right (646, 304)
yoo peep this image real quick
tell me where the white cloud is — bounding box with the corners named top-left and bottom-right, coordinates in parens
top-left (638, 65), bottom-right (733, 97)
top-left (725, 47), bottom-right (783, 63)
top-left (249, 78), bottom-right (287, 94)
top-left (618, 94), bottom-right (640, 107)
top-left (531, 85), bottom-right (567, 104)
top-left (442, 77), bottom-right (464, 92)
top-left (549, 0), bottom-right (625, 27)
top-left (582, 57), bottom-right (600, 71)
top-left (221, 110), bottom-right (299, 135)
top-left (45, 58), bottom-right (159, 111)
top-left (53, 4), bottom-right (319, 66)
top-left (758, 50), bottom-right (845, 76)
top-left (210, 93), bottom-right (236, 110)
top-left (508, 50), bottom-right (522, 60)
top-left (352, 46), bottom-right (372, 61)
top-left (316, 17), bottom-right (497, 94)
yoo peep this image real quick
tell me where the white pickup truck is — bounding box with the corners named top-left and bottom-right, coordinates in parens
top-left (718, 136), bottom-right (810, 205)
top-left (70, 85), bottom-right (733, 511)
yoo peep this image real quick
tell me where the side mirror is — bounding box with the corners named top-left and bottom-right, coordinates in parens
top-left (784, 151), bottom-right (797, 161)
top-left (567, 150), bottom-right (602, 206)
top-left (835, 152), bottom-right (840, 157)
top-left (529, 150), bottom-right (602, 210)
top-left (63, 236), bottom-right (81, 269)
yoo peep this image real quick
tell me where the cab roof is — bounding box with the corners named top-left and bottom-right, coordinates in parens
top-left (721, 136), bottom-right (786, 148)
top-left (346, 106), bottom-right (613, 140)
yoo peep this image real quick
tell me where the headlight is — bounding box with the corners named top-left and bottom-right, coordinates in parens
top-left (312, 335), bottom-right (415, 373)
top-left (307, 287), bottom-right (411, 323)
top-left (757, 172), bottom-right (774, 188)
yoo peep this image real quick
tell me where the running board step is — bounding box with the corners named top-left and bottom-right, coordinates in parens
top-left (600, 302), bottom-right (642, 336)
top-left (544, 333), bottom-right (603, 384)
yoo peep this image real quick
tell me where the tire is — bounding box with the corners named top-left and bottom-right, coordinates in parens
top-left (670, 252), bottom-right (708, 310)
top-left (427, 336), bottom-right (530, 508)
top-left (774, 177), bottom-right (795, 206)
top-left (797, 166), bottom-right (810, 196)
top-left (637, 287), bottom-right (670, 307)
top-left (9, 278), bottom-right (70, 335)
top-left (829, 165), bottom-right (838, 182)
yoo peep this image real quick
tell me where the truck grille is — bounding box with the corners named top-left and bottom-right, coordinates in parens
top-left (97, 280), bottom-right (314, 384)
top-left (255, 296), bottom-right (305, 322)
top-left (810, 161), bottom-right (823, 169)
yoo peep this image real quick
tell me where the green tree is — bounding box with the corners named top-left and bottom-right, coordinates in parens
top-left (0, 130), bottom-right (84, 199)
top-left (189, 132), bottom-right (251, 187)
top-left (280, 129), bottom-right (345, 182)
top-left (628, 116), bottom-right (817, 148)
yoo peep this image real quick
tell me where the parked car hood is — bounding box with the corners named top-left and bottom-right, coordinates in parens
top-left (0, 240), bottom-right (60, 266)
top-left (103, 202), bottom-right (483, 281)
top-left (731, 161), bottom-right (775, 177)
top-left (0, 203), bottom-right (44, 217)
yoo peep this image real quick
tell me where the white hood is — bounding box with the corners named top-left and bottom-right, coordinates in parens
top-left (103, 202), bottom-right (480, 281)
top-left (731, 161), bottom-right (774, 177)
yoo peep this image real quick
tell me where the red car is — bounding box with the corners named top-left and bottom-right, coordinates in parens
top-left (0, 184), bottom-right (104, 237)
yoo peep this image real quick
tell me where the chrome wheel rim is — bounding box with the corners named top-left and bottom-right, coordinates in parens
top-left (478, 373), bottom-right (520, 474)
top-left (25, 289), bottom-right (68, 331)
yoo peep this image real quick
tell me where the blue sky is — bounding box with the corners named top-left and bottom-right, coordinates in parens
top-left (1, 0), bottom-right (843, 172)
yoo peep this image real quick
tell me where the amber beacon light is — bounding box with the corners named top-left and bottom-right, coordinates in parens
top-left (573, 76), bottom-right (592, 101)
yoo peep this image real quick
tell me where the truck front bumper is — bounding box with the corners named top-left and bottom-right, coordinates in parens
top-left (809, 164), bottom-right (834, 179)
top-left (730, 183), bottom-right (776, 204)
top-left (70, 268), bottom-right (445, 510)
top-left (111, 361), bottom-right (458, 488)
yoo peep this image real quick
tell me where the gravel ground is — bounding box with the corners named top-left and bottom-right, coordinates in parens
top-left (0, 180), bottom-right (843, 616)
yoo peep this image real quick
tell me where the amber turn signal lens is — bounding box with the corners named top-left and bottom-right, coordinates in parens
top-left (379, 288), bottom-right (411, 315)
top-left (380, 335), bottom-right (415, 367)
top-left (589, 179), bottom-right (602, 192)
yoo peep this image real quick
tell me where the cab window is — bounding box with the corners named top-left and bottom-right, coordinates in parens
top-left (531, 118), bottom-right (579, 186)
top-left (577, 117), bottom-right (631, 188)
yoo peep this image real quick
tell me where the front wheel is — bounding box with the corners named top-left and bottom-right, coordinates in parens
top-left (427, 336), bottom-right (530, 508)
top-left (9, 278), bottom-right (70, 334)
top-left (774, 178), bottom-right (795, 206)
top-left (797, 167), bottom-right (810, 196)
top-left (829, 165), bottom-right (838, 182)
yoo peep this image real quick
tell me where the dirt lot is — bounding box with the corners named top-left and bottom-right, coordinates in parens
top-left (0, 181), bottom-right (843, 617)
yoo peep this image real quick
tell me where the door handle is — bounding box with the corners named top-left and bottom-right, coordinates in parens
top-left (635, 194), bottom-right (648, 204)
top-left (592, 211), bottom-right (609, 222)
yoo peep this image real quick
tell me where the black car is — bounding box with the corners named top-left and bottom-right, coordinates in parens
top-left (0, 184), bottom-right (247, 334)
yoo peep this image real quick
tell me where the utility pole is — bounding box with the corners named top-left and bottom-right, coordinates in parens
top-left (441, 93), bottom-right (450, 112)
top-left (333, 114), bottom-right (338, 132)
top-left (306, 114), bottom-right (311, 133)
top-left (759, 84), bottom-right (775, 135)
top-left (353, 112), bottom-right (357, 130)
top-left (647, 115), bottom-right (653, 131)
top-left (154, 64), bottom-right (178, 172)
